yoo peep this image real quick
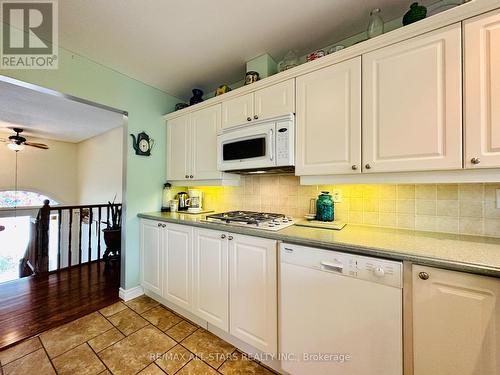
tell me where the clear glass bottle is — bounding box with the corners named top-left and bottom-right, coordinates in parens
top-left (278, 50), bottom-right (299, 72)
top-left (367, 8), bottom-right (384, 39)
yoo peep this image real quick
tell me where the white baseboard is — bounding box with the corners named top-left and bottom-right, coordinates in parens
top-left (119, 285), bottom-right (144, 301)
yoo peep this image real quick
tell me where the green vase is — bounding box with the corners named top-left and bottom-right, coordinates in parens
top-left (316, 192), bottom-right (334, 222)
top-left (403, 2), bottom-right (427, 26)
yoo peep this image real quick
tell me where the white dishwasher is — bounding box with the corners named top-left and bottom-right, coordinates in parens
top-left (279, 243), bottom-right (403, 375)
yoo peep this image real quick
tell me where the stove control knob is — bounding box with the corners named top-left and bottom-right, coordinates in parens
top-left (373, 266), bottom-right (385, 277)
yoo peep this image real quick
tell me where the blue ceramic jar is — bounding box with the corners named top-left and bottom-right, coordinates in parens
top-left (316, 191), bottom-right (334, 222)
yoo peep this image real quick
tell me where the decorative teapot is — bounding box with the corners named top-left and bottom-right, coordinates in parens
top-left (130, 132), bottom-right (154, 156)
top-left (316, 191), bottom-right (334, 222)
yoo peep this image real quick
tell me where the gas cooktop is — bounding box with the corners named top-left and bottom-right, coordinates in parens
top-left (204, 211), bottom-right (295, 231)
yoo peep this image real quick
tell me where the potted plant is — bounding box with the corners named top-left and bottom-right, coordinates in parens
top-left (102, 198), bottom-right (122, 260)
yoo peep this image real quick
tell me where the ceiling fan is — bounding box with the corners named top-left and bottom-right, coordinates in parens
top-left (0, 128), bottom-right (49, 151)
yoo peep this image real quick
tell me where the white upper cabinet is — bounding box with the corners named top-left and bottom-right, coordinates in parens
top-left (191, 105), bottom-right (222, 179)
top-left (221, 93), bottom-right (254, 129)
top-left (412, 265), bottom-right (500, 375)
top-left (139, 220), bottom-right (162, 296)
top-left (167, 104), bottom-right (222, 181)
top-left (193, 228), bottom-right (229, 331)
top-left (163, 223), bottom-right (193, 311)
top-left (229, 234), bottom-right (277, 353)
top-left (222, 79), bottom-right (295, 129)
top-left (166, 114), bottom-right (190, 181)
top-left (254, 79), bottom-right (295, 120)
top-left (464, 10), bottom-right (500, 169)
top-left (295, 57), bottom-right (362, 175)
top-left (362, 24), bottom-right (463, 173)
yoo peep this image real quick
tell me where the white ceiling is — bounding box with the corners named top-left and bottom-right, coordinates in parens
top-left (58, 0), bottom-right (433, 100)
top-left (0, 80), bottom-right (124, 143)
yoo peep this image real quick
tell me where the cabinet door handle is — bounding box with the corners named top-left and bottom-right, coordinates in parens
top-left (247, 117), bottom-right (252, 121)
top-left (471, 157), bottom-right (481, 165)
top-left (157, 223), bottom-right (162, 227)
top-left (220, 234), bottom-right (226, 239)
top-left (418, 271), bottom-right (429, 280)
top-left (254, 115), bottom-right (259, 120)
top-left (228, 235), bottom-right (233, 240)
top-left (269, 129), bottom-right (274, 161)
top-left (185, 175), bottom-right (189, 178)
top-left (190, 175), bottom-right (194, 179)
top-left (365, 163), bottom-right (372, 170)
top-left (351, 165), bottom-right (358, 170)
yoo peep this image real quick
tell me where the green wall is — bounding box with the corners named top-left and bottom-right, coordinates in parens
top-left (0, 42), bottom-right (181, 290)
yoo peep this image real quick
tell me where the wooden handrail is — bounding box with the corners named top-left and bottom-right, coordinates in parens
top-left (49, 203), bottom-right (122, 210)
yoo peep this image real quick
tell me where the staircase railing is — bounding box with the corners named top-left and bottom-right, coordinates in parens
top-left (32, 200), bottom-right (122, 274)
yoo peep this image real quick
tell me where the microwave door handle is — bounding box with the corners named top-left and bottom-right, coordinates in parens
top-left (269, 128), bottom-right (274, 161)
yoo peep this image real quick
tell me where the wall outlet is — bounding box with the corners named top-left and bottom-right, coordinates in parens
top-left (497, 189), bottom-right (500, 209)
top-left (332, 190), bottom-right (343, 203)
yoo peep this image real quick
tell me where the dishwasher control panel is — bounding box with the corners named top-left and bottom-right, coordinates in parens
top-left (281, 243), bottom-right (402, 288)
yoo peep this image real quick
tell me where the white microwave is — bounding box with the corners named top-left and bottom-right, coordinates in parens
top-left (217, 114), bottom-right (295, 173)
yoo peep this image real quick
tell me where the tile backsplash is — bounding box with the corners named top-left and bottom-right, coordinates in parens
top-left (192, 176), bottom-right (500, 237)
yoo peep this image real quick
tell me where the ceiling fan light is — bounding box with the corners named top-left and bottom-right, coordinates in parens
top-left (7, 143), bottom-right (25, 151)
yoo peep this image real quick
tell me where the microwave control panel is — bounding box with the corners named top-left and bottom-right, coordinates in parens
top-left (275, 120), bottom-right (294, 166)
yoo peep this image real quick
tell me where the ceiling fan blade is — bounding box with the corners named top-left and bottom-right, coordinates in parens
top-left (24, 142), bottom-right (49, 150)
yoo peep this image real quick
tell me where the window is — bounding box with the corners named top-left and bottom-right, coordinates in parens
top-left (0, 191), bottom-right (58, 208)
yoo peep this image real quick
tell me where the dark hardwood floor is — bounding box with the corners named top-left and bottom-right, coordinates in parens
top-left (0, 260), bottom-right (120, 350)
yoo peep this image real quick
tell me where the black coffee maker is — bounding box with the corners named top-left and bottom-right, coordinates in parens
top-left (177, 192), bottom-right (189, 211)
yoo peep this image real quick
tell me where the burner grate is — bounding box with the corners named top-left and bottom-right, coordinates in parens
top-left (206, 211), bottom-right (285, 225)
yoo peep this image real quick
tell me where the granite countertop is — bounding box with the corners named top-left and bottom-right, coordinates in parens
top-left (138, 211), bottom-right (500, 278)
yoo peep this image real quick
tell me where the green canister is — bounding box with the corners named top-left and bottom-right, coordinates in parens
top-left (316, 191), bottom-right (334, 222)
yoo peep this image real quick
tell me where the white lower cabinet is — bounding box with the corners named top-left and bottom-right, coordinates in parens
top-left (140, 220), bottom-right (277, 353)
top-left (140, 220), bottom-right (163, 295)
top-left (162, 223), bottom-right (193, 311)
top-left (193, 228), bottom-right (229, 331)
top-left (229, 234), bottom-right (278, 353)
top-left (412, 265), bottom-right (500, 375)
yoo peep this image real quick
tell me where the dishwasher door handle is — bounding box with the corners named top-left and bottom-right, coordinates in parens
top-left (320, 261), bottom-right (344, 273)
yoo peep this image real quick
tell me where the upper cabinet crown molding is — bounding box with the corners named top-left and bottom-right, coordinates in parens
top-left (362, 24), bottom-right (463, 173)
top-left (163, 1), bottom-right (500, 122)
top-left (464, 9), bottom-right (500, 169)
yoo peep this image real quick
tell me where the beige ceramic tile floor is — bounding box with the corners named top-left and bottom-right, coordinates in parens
top-left (0, 295), bottom-right (277, 375)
